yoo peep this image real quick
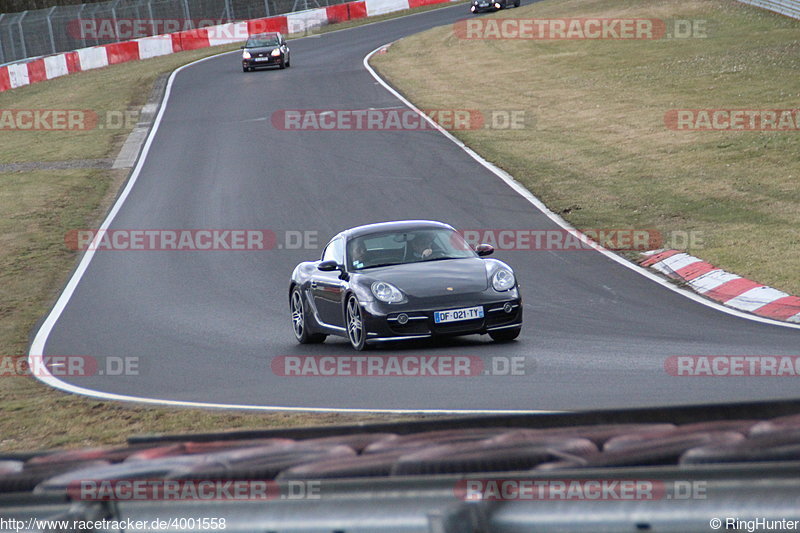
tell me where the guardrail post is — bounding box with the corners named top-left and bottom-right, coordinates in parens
top-left (7, 17), bottom-right (18, 61)
top-left (146, 0), bottom-right (154, 34)
top-left (111, 0), bottom-right (121, 43)
top-left (76, 3), bottom-right (86, 48)
top-left (17, 11), bottom-right (27, 60)
top-left (46, 6), bottom-right (57, 54)
top-left (0, 14), bottom-right (6, 64)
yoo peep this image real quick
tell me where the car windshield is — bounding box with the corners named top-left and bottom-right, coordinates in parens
top-left (246, 37), bottom-right (280, 47)
top-left (346, 228), bottom-right (475, 270)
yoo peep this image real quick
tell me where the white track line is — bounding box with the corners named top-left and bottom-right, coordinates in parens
top-left (26, 27), bottom-right (557, 415)
top-left (362, 43), bottom-right (800, 332)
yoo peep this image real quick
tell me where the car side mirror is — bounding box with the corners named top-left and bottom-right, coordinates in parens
top-left (475, 244), bottom-right (494, 257)
top-left (318, 260), bottom-right (339, 271)
top-left (239, 45), bottom-right (245, 49)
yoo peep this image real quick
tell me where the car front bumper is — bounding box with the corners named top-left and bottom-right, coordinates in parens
top-left (243, 56), bottom-right (282, 68)
top-left (359, 291), bottom-right (523, 341)
top-left (471, 2), bottom-right (501, 11)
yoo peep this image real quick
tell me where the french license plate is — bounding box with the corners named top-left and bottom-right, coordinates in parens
top-left (254, 57), bottom-right (270, 62)
top-left (434, 306), bottom-right (484, 324)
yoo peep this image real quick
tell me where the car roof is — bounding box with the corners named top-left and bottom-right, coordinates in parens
top-left (341, 220), bottom-right (455, 240)
top-left (247, 32), bottom-right (280, 39)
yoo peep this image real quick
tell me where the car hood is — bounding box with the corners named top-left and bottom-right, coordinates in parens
top-left (360, 258), bottom-right (489, 297)
top-left (245, 46), bottom-right (279, 54)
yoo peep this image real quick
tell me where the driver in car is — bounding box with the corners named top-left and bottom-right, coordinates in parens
top-left (409, 233), bottom-right (434, 261)
top-left (351, 240), bottom-right (368, 269)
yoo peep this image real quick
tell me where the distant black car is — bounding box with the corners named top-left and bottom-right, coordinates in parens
top-left (289, 220), bottom-right (522, 350)
top-left (470, 0), bottom-right (519, 12)
top-left (241, 32), bottom-right (290, 72)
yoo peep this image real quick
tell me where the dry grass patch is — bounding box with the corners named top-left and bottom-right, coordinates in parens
top-left (372, 0), bottom-right (800, 293)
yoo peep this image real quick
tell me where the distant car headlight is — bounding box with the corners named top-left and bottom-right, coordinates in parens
top-left (492, 268), bottom-right (516, 291)
top-left (242, 51), bottom-right (251, 59)
top-left (371, 281), bottom-right (405, 303)
top-left (270, 48), bottom-right (281, 57)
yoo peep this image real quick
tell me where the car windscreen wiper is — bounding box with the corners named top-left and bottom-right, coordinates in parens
top-left (358, 262), bottom-right (404, 270)
top-left (420, 256), bottom-right (467, 262)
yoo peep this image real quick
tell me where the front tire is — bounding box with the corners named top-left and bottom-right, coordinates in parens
top-left (291, 287), bottom-right (326, 344)
top-left (345, 295), bottom-right (367, 351)
top-left (489, 327), bottom-right (521, 342)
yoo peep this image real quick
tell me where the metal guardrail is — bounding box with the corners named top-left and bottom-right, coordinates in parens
top-left (0, 0), bottom-right (346, 65)
top-left (736, 0), bottom-right (800, 19)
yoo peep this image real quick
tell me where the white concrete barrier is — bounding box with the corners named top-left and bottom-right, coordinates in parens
top-left (77, 46), bottom-right (110, 71)
top-left (365, 0), bottom-right (410, 16)
top-left (43, 54), bottom-right (70, 79)
top-left (136, 35), bottom-right (174, 59)
top-left (287, 8), bottom-right (330, 34)
top-left (7, 63), bottom-right (30, 88)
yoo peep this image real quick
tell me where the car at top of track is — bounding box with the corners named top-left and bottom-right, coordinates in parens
top-left (289, 220), bottom-right (522, 350)
top-left (470, 0), bottom-right (519, 13)
top-left (241, 32), bottom-right (290, 72)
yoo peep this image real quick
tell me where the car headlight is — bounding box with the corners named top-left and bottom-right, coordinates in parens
top-left (242, 51), bottom-right (251, 59)
top-left (270, 48), bottom-right (281, 57)
top-left (371, 281), bottom-right (405, 303)
top-left (492, 268), bottom-right (516, 291)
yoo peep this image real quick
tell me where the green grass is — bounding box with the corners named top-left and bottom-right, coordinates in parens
top-left (372, 0), bottom-right (800, 294)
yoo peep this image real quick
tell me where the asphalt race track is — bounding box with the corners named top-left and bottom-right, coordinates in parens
top-left (32, 2), bottom-right (799, 412)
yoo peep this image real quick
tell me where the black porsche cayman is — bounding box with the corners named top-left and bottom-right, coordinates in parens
top-left (289, 220), bottom-right (522, 350)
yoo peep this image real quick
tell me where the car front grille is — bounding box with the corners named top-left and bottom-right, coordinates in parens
top-left (387, 312), bottom-right (430, 335)
top-left (385, 300), bottom-right (520, 335)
